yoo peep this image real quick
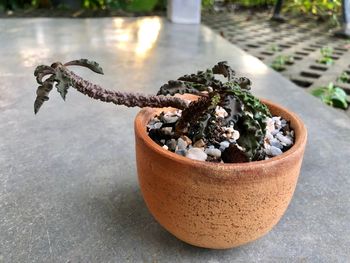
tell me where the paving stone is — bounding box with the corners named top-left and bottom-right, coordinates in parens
top-left (202, 11), bottom-right (350, 116)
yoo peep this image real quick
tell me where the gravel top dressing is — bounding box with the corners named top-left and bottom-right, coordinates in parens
top-left (147, 107), bottom-right (294, 163)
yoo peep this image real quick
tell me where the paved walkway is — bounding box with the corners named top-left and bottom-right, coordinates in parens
top-left (203, 11), bottom-right (350, 116)
top-left (0, 17), bottom-right (350, 262)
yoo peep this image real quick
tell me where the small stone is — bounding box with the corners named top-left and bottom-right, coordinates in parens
top-left (205, 148), bottom-right (221, 158)
top-left (177, 138), bottom-right (187, 150)
top-left (276, 133), bottom-right (293, 146)
top-left (231, 130), bottom-right (240, 141)
top-left (153, 122), bottom-right (163, 129)
top-left (215, 106), bottom-right (228, 118)
top-left (160, 139), bottom-right (165, 144)
top-left (161, 127), bottom-right (173, 135)
top-left (219, 141), bottom-right (230, 150)
top-left (224, 126), bottom-right (235, 133)
top-left (271, 129), bottom-right (279, 136)
top-left (163, 115), bottom-right (179, 123)
top-left (265, 145), bottom-right (283, 157)
top-left (174, 110), bottom-right (182, 117)
top-left (265, 132), bottom-right (273, 140)
top-left (193, 139), bottom-right (205, 148)
top-left (270, 139), bottom-right (283, 149)
top-left (181, 135), bottom-right (192, 145)
top-left (175, 149), bottom-right (187, 156)
top-left (266, 117), bottom-right (275, 133)
top-left (186, 148), bottom-right (207, 161)
top-left (273, 116), bottom-right (282, 129)
top-left (162, 145), bottom-right (169, 150)
top-left (167, 139), bottom-right (177, 151)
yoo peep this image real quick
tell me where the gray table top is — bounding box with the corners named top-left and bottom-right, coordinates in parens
top-left (0, 17), bottom-right (349, 263)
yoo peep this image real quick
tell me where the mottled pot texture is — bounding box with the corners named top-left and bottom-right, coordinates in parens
top-left (134, 99), bottom-right (307, 249)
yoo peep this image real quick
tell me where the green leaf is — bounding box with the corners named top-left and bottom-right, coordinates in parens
top-left (157, 80), bottom-right (206, 96)
top-left (337, 71), bottom-right (350, 83)
top-left (312, 84), bottom-right (348, 110)
top-left (34, 65), bottom-right (55, 84)
top-left (64, 59), bottom-right (104, 74)
top-left (54, 70), bottom-right (71, 100)
top-left (212, 61), bottom-right (235, 81)
top-left (334, 87), bottom-right (347, 97)
top-left (34, 76), bottom-right (55, 114)
top-left (331, 97), bottom-right (348, 109)
top-left (236, 112), bottom-right (265, 161)
top-left (311, 87), bottom-right (326, 98)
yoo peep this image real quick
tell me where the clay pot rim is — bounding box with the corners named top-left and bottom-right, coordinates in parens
top-left (134, 98), bottom-right (307, 170)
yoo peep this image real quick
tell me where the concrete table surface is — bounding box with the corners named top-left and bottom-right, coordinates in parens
top-left (0, 17), bottom-right (349, 262)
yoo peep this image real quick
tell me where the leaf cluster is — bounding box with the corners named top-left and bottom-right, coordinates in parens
top-left (270, 55), bottom-right (294, 71)
top-left (337, 71), bottom-right (350, 83)
top-left (317, 46), bottom-right (334, 66)
top-left (311, 82), bottom-right (348, 109)
top-left (158, 61), bottom-right (271, 161)
top-left (34, 60), bottom-right (272, 162)
top-left (34, 59), bottom-right (104, 114)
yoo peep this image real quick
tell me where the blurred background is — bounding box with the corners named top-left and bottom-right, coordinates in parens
top-left (0, 0), bottom-right (349, 113)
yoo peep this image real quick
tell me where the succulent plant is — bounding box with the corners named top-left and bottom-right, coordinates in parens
top-left (34, 59), bottom-right (271, 162)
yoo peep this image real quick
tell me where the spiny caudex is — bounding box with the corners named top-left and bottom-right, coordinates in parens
top-left (34, 59), bottom-right (271, 162)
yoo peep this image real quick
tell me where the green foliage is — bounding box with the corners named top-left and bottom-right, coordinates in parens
top-left (159, 61), bottom-right (272, 161)
top-left (0, 0), bottom-right (33, 10)
top-left (311, 82), bottom-right (349, 110)
top-left (229, 0), bottom-right (275, 7)
top-left (34, 59), bottom-right (104, 113)
top-left (270, 55), bottom-right (294, 71)
top-left (34, 60), bottom-right (272, 162)
top-left (122, 0), bottom-right (158, 12)
top-left (83, 0), bottom-right (159, 10)
top-left (269, 44), bottom-right (281, 53)
top-left (202, 0), bottom-right (215, 10)
top-left (226, 0), bottom-right (341, 24)
top-left (337, 71), bottom-right (350, 83)
top-left (284, 0), bottom-right (341, 24)
top-left (317, 46), bottom-right (334, 65)
top-left (0, 0), bottom-right (161, 11)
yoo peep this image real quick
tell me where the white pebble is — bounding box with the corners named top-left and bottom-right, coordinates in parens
top-left (163, 115), bottom-right (179, 123)
top-left (162, 145), bottom-right (169, 150)
top-left (220, 141), bottom-right (230, 150)
top-left (265, 145), bottom-right (283, 157)
top-left (177, 138), bottom-right (187, 150)
top-left (276, 133), bottom-right (293, 146)
top-left (205, 148), bottom-right (221, 158)
top-left (266, 118), bottom-right (275, 133)
top-left (186, 148), bottom-right (207, 161)
top-left (232, 130), bottom-right (240, 141)
top-left (154, 122), bottom-right (163, 129)
top-left (215, 106), bottom-right (228, 118)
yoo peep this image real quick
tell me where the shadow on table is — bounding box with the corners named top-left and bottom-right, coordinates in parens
top-left (83, 182), bottom-right (246, 258)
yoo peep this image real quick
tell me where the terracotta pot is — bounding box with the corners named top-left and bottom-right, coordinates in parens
top-left (134, 99), bottom-right (307, 249)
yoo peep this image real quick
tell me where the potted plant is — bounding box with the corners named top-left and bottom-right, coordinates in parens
top-left (34, 59), bottom-right (307, 249)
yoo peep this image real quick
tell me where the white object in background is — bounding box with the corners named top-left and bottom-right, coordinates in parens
top-left (167, 0), bottom-right (201, 24)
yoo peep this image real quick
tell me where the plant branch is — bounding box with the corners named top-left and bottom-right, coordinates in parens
top-left (34, 60), bottom-right (190, 114)
top-left (57, 64), bottom-right (189, 109)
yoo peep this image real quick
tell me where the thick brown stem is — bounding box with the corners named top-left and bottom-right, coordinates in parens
top-left (57, 65), bottom-right (189, 110)
top-left (175, 96), bottom-right (212, 134)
